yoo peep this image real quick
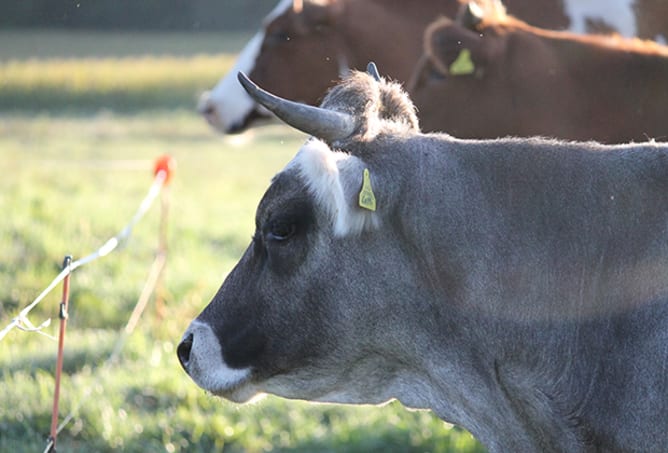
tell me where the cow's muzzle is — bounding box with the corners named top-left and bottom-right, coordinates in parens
top-left (176, 320), bottom-right (253, 397)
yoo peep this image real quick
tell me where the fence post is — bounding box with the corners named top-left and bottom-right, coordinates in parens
top-left (47, 255), bottom-right (73, 453)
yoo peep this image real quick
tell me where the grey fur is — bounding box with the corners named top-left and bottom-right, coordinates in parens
top-left (180, 70), bottom-right (668, 453)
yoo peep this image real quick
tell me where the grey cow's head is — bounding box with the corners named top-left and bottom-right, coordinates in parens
top-left (178, 65), bottom-right (426, 406)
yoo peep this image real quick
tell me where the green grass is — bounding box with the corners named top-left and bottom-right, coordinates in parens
top-left (0, 31), bottom-right (486, 452)
top-left (0, 54), bottom-right (233, 111)
top-left (0, 30), bottom-right (247, 112)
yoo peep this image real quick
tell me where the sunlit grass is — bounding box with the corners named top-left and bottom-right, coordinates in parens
top-left (0, 111), bottom-right (298, 329)
top-left (2, 55), bottom-right (228, 91)
top-left (0, 30), bottom-right (244, 112)
top-left (0, 54), bottom-right (234, 111)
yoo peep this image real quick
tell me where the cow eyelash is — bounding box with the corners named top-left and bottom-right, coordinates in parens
top-left (266, 221), bottom-right (296, 242)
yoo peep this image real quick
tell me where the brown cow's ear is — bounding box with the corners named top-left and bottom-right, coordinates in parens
top-left (427, 20), bottom-right (487, 78)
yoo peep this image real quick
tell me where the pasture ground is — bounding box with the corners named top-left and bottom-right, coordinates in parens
top-left (0, 31), bottom-right (485, 452)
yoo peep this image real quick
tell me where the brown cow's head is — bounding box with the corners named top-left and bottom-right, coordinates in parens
top-left (198, 0), bottom-right (346, 134)
top-left (408, 1), bottom-right (668, 142)
top-left (407, 3), bottom-right (526, 138)
top-left (409, 1), bottom-right (577, 139)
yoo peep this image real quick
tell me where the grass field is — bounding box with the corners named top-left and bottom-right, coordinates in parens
top-left (0, 30), bottom-right (249, 112)
top-left (0, 31), bottom-right (485, 452)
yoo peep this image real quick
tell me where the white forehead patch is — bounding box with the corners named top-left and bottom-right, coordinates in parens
top-left (206, 33), bottom-right (264, 125)
top-left (206, 0), bottom-right (294, 130)
top-left (287, 139), bottom-right (380, 236)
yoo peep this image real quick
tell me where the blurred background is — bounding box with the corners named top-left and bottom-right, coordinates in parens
top-left (3, 1), bottom-right (277, 31)
top-left (0, 0), bottom-right (279, 112)
top-left (0, 1), bottom-right (483, 452)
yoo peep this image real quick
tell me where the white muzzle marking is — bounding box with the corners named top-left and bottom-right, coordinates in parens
top-left (181, 320), bottom-right (251, 394)
top-left (201, 0), bottom-right (295, 133)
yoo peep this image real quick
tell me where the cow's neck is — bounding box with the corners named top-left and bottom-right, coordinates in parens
top-left (372, 135), bottom-right (668, 452)
top-left (373, 304), bottom-right (576, 451)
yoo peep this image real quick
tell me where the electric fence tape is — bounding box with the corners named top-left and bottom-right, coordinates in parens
top-left (0, 170), bottom-right (167, 342)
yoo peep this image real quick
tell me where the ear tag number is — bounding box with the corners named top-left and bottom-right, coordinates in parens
top-left (450, 48), bottom-right (475, 75)
top-left (358, 168), bottom-right (377, 211)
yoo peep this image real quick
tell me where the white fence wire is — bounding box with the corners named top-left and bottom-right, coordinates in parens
top-left (0, 169), bottom-right (167, 342)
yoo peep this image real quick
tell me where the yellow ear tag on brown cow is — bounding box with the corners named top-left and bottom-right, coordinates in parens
top-left (450, 48), bottom-right (475, 76)
top-left (358, 168), bottom-right (377, 211)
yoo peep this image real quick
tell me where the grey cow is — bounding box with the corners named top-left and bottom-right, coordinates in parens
top-left (178, 65), bottom-right (668, 452)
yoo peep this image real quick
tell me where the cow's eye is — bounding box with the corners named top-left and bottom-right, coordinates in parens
top-left (267, 220), bottom-right (296, 242)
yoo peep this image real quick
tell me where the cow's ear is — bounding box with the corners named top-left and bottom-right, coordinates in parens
top-left (426, 19), bottom-right (488, 78)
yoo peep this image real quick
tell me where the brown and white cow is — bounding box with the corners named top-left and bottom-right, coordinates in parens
top-left (200, 0), bottom-right (666, 135)
top-left (622, 0), bottom-right (668, 42)
top-left (198, 0), bottom-right (452, 133)
top-left (504, 0), bottom-right (666, 38)
top-left (408, 3), bottom-right (668, 143)
top-left (179, 66), bottom-right (668, 452)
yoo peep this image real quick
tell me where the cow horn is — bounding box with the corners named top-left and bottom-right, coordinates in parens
top-left (366, 62), bottom-right (381, 81)
top-left (237, 72), bottom-right (356, 142)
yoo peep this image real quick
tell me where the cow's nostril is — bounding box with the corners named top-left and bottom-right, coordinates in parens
top-left (177, 333), bottom-right (194, 370)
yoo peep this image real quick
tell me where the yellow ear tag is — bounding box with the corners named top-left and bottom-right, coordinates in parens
top-left (358, 168), bottom-right (377, 211)
top-left (450, 48), bottom-right (475, 76)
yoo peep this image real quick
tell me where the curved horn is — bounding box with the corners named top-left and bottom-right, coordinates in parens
top-left (366, 62), bottom-right (381, 81)
top-left (237, 72), bottom-right (356, 142)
